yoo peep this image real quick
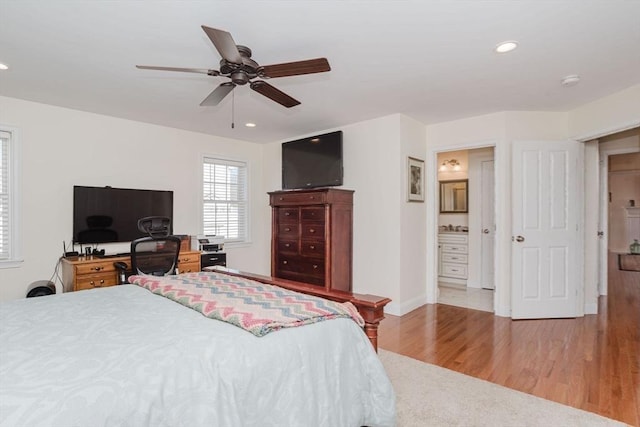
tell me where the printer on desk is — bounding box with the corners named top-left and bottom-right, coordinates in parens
top-left (191, 235), bottom-right (227, 269)
top-left (191, 235), bottom-right (225, 253)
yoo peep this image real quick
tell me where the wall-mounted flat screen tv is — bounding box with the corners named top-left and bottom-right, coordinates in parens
top-left (282, 130), bottom-right (343, 190)
top-left (73, 186), bottom-right (173, 244)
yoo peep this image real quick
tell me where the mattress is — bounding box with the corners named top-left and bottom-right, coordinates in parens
top-left (0, 284), bottom-right (395, 427)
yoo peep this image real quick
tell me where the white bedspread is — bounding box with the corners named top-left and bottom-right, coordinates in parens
top-left (0, 285), bottom-right (395, 427)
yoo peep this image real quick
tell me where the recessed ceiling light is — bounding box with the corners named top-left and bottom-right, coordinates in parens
top-left (561, 74), bottom-right (581, 87)
top-left (495, 41), bottom-right (519, 54)
top-left (0, 63), bottom-right (9, 70)
top-left (245, 122), bottom-right (256, 128)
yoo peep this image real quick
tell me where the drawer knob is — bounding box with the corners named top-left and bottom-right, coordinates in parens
top-left (309, 228), bottom-right (315, 233)
top-left (309, 245), bottom-right (315, 250)
top-left (285, 212), bottom-right (290, 216)
top-left (279, 197), bottom-right (284, 201)
top-left (282, 260), bottom-right (288, 265)
top-left (284, 227), bottom-right (291, 232)
top-left (284, 243), bottom-right (290, 248)
top-left (93, 266), bottom-right (103, 271)
top-left (312, 265), bottom-right (318, 269)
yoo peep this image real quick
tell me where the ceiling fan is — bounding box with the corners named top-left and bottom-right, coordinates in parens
top-left (136, 26), bottom-right (331, 108)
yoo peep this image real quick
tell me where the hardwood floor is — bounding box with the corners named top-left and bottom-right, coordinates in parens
top-left (378, 255), bottom-right (640, 426)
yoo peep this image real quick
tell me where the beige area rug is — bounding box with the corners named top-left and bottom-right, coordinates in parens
top-left (379, 349), bottom-right (626, 427)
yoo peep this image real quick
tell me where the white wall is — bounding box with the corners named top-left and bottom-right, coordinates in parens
top-left (3, 84), bottom-right (638, 314)
top-left (569, 84), bottom-right (640, 140)
top-left (398, 114), bottom-right (428, 314)
top-left (263, 114), bottom-right (428, 315)
top-left (0, 96), bottom-right (269, 301)
top-left (426, 111), bottom-right (570, 316)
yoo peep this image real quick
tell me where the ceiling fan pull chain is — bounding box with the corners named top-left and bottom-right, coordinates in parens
top-left (231, 88), bottom-right (235, 129)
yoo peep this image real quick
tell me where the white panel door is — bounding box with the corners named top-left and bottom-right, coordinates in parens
top-left (480, 160), bottom-right (495, 290)
top-left (512, 140), bottom-right (582, 319)
top-left (598, 157), bottom-right (607, 295)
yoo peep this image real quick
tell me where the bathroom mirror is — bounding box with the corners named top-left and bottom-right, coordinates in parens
top-left (440, 179), bottom-right (468, 213)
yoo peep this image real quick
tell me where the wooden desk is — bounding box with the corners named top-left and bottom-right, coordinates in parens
top-left (61, 250), bottom-right (201, 292)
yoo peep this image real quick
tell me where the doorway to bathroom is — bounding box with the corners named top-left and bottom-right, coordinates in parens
top-left (436, 147), bottom-right (495, 312)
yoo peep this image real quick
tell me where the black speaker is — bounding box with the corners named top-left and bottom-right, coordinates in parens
top-left (26, 280), bottom-right (56, 298)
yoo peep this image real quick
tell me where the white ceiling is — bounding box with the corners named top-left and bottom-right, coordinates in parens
top-left (1, 1), bottom-right (639, 144)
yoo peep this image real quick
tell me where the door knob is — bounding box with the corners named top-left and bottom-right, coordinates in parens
top-left (515, 235), bottom-right (525, 242)
top-left (482, 229), bottom-right (490, 234)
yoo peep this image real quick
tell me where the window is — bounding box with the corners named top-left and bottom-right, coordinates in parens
top-left (0, 127), bottom-right (21, 266)
top-left (202, 157), bottom-right (248, 243)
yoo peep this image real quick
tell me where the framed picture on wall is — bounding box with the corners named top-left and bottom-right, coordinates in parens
top-left (407, 156), bottom-right (425, 202)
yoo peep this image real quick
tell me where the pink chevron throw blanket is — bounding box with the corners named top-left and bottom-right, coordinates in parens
top-left (129, 271), bottom-right (364, 337)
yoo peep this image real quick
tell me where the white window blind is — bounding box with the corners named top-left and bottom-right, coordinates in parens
top-left (0, 131), bottom-right (12, 260)
top-left (203, 157), bottom-right (248, 243)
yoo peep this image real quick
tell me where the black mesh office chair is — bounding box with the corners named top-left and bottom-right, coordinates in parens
top-left (115, 216), bottom-right (181, 284)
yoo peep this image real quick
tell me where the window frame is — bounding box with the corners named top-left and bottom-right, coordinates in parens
top-left (0, 125), bottom-right (22, 268)
top-left (201, 155), bottom-right (250, 246)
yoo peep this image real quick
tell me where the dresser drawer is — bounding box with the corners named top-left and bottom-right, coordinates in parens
top-left (276, 270), bottom-right (325, 286)
top-left (438, 233), bottom-right (468, 244)
top-left (441, 243), bottom-right (468, 254)
top-left (177, 252), bottom-right (200, 264)
top-left (276, 208), bottom-right (299, 223)
top-left (277, 256), bottom-right (325, 277)
top-left (271, 191), bottom-right (326, 206)
top-left (75, 261), bottom-right (118, 275)
top-left (75, 273), bottom-right (119, 291)
top-left (277, 239), bottom-right (298, 254)
top-left (277, 223), bottom-right (299, 237)
top-left (441, 263), bottom-right (468, 278)
top-left (177, 251), bottom-right (201, 272)
top-left (300, 240), bottom-right (325, 257)
top-left (301, 223), bottom-right (324, 240)
top-left (442, 253), bottom-right (468, 264)
top-left (178, 262), bottom-right (200, 273)
top-left (301, 207), bottom-right (325, 222)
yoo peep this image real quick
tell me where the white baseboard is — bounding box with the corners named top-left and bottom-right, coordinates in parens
top-left (494, 304), bottom-right (511, 318)
top-left (384, 294), bottom-right (429, 317)
top-left (584, 302), bottom-right (598, 315)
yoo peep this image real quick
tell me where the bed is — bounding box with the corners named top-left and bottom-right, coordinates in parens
top-left (0, 269), bottom-right (395, 427)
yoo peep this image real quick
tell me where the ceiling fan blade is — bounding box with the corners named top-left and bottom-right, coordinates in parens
top-left (260, 58), bottom-right (330, 78)
top-left (136, 65), bottom-right (219, 75)
top-left (200, 82), bottom-right (235, 106)
top-left (201, 26), bottom-right (243, 64)
top-left (250, 81), bottom-right (300, 108)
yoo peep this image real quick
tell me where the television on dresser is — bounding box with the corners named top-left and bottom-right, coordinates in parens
top-left (282, 130), bottom-right (343, 190)
top-left (73, 186), bottom-right (173, 244)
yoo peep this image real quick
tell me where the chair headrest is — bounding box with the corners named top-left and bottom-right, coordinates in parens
top-left (137, 216), bottom-right (171, 238)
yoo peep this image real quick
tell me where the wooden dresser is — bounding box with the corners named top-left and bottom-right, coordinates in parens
top-left (61, 250), bottom-right (201, 292)
top-left (269, 188), bottom-right (353, 292)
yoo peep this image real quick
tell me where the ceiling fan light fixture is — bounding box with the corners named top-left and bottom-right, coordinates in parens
top-left (245, 122), bottom-right (256, 128)
top-left (0, 63), bottom-right (9, 70)
top-left (136, 26), bottom-right (330, 109)
top-left (495, 41), bottom-right (519, 54)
